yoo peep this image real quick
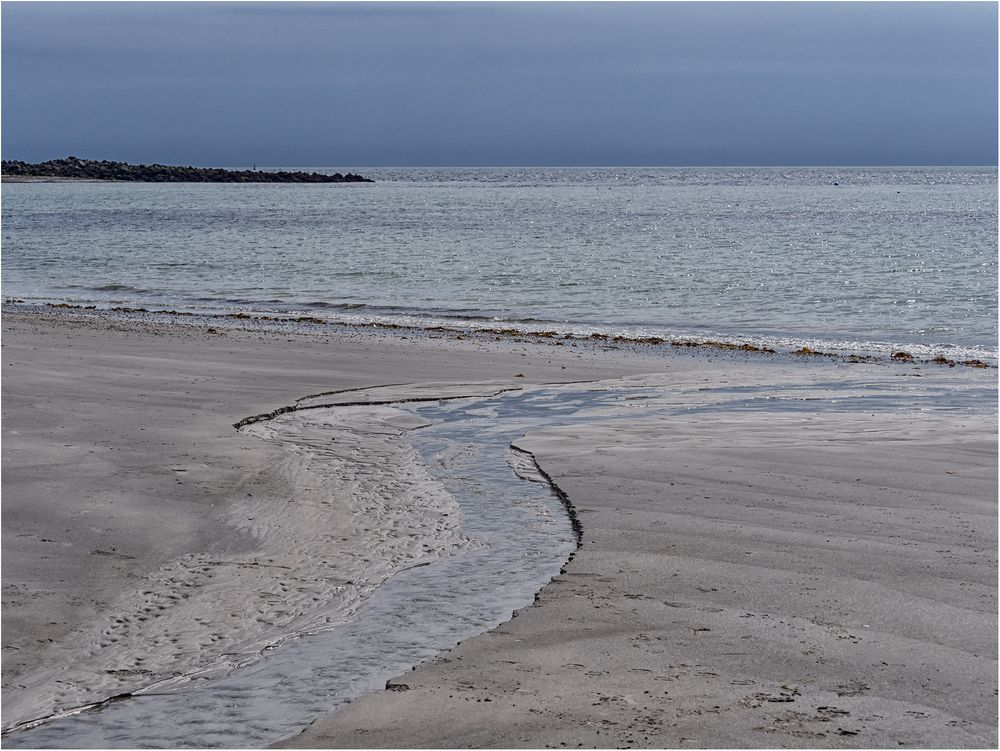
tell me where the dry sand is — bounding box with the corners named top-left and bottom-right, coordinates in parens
top-left (2, 309), bottom-right (996, 748)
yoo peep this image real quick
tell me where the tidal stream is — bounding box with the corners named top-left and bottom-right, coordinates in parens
top-left (5, 387), bottom-right (623, 749)
top-left (7, 370), bottom-right (992, 748)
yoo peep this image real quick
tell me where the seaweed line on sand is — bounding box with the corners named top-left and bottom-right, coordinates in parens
top-left (508, 444), bottom-right (582, 559)
top-left (20, 300), bottom-right (998, 370)
top-left (232, 387), bottom-right (526, 430)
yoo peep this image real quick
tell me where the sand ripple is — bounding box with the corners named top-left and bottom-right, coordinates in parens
top-left (4, 405), bottom-right (468, 732)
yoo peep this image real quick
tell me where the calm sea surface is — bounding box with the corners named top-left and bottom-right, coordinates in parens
top-left (3, 167), bottom-right (996, 360)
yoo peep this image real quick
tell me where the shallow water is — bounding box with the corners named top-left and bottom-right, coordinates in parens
top-left (3, 167), bottom-right (996, 360)
top-left (3, 387), bottom-right (615, 748)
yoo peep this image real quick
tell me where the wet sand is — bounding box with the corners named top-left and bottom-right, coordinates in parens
top-left (289, 407), bottom-right (996, 748)
top-left (2, 309), bottom-right (996, 748)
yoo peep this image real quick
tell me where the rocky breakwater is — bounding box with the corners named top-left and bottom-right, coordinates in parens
top-left (1, 156), bottom-right (373, 183)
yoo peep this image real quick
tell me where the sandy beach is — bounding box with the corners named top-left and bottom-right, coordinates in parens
top-left (2, 308), bottom-right (996, 748)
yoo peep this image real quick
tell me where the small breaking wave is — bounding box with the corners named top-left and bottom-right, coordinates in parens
top-left (9, 294), bottom-right (996, 367)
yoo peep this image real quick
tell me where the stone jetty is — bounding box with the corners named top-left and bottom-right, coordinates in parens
top-left (1, 156), bottom-right (373, 183)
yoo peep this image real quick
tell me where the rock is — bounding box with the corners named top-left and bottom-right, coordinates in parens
top-left (1, 157), bottom-right (374, 183)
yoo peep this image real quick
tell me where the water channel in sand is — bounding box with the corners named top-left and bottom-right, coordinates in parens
top-left (6, 369), bottom-right (992, 747)
top-left (4, 386), bottom-right (630, 749)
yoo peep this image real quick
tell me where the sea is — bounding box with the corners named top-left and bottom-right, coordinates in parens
top-left (3, 166), bottom-right (997, 361)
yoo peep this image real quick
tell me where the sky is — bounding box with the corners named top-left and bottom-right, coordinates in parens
top-left (2, 2), bottom-right (997, 167)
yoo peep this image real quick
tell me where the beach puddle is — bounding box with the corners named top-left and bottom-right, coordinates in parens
top-left (3, 386), bottom-right (626, 749)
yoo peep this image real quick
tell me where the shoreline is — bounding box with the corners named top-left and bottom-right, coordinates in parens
top-left (5, 300), bottom-right (996, 371)
top-left (2, 308), bottom-right (995, 747)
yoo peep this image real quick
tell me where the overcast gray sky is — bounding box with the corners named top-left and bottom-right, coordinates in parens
top-left (2, 2), bottom-right (996, 167)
